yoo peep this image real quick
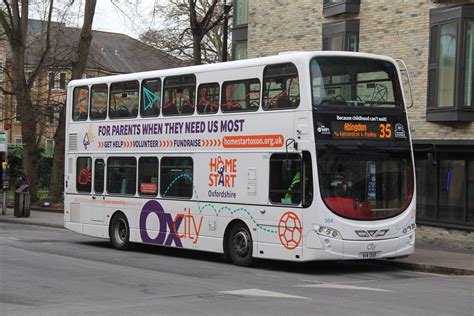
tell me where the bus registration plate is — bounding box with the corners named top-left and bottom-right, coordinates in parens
top-left (359, 251), bottom-right (379, 259)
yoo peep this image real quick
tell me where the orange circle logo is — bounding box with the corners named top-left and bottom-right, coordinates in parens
top-left (278, 212), bottom-right (302, 250)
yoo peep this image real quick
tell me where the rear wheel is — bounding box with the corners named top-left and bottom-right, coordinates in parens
top-left (110, 213), bottom-right (130, 250)
top-left (227, 222), bottom-right (253, 267)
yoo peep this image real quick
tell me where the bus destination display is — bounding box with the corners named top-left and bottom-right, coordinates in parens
top-left (331, 121), bottom-right (394, 139)
top-left (314, 113), bottom-right (408, 141)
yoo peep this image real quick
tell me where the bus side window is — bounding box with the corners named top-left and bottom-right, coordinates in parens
top-left (94, 159), bottom-right (105, 194)
top-left (77, 157), bottom-right (92, 193)
top-left (109, 81), bottom-right (139, 119)
top-left (269, 153), bottom-right (302, 205)
top-left (139, 157), bottom-right (159, 196)
top-left (163, 75), bottom-right (196, 116)
top-left (90, 84), bottom-right (108, 120)
top-left (263, 63), bottom-right (300, 110)
top-left (197, 83), bottom-right (220, 114)
top-left (72, 86), bottom-right (89, 121)
top-left (106, 157), bottom-right (137, 195)
top-left (221, 79), bottom-right (260, 112)
top-left (160, 157), bottom-right (193, 198)
top-left (141, 78), bottom-right (161, 117)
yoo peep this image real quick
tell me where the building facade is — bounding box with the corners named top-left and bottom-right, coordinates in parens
top-left (232, 0), bottom-right (474, 239)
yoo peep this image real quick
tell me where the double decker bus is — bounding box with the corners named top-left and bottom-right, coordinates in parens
top-left (64, 51), bottom-right (415, 266)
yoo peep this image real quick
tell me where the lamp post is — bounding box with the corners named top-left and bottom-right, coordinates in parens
top-left (222, 0), bottom-right (232, 62)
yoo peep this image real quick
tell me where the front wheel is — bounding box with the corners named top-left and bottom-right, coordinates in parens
top-left (110, 213), bottom-right (130, 250)
top-left (227, 223), bottom-right (253, 267)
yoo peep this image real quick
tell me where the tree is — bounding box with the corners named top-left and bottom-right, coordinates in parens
top-left (0, 0), bottom-right (97, 203)
top-left (49, 0), bottom-right (97, 203)
top-left (140, 0), bottom-right (228, 65)
top-left (0, 0), bottom-right (54, 201)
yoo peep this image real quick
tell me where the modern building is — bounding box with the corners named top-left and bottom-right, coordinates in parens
top-left (1, 20), bottom-right (182, 150)
top-left (232, 0), bottom-right (474, 247)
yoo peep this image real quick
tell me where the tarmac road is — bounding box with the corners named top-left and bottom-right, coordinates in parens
top-left (1, 223), bottom-right (473, 315)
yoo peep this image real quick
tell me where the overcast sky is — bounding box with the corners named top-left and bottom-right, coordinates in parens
top-left (92, 0), bottom-right (160, 39)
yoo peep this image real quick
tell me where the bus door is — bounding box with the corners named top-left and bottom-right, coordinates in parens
top-left (91, 158), bottom-right (106, 222)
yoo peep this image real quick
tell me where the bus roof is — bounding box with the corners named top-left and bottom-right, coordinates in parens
top-left (67, 51), bottom-right (397, 88)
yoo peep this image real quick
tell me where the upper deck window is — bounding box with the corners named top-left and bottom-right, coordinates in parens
top-left (222, 79), bottom-right (260, 112)
top-left (163, 75), bottom-right (196, 116)
top-left (197, 83), bottom-right (220, 114)
top-left (263, 63), bottom-right (300, 110)
top-left (90, 84), bottom-right (108, 120)
top-left (141, 78), bottom-right (161, 117)
top-left (109, 81), bottom-right (139, 119)
top-left (311, 57), bottom-right (402, 109)
top-left (72, 86), bottom-right (89, 121)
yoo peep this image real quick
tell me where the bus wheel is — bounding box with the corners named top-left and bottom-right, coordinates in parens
top-left (110, 213), bottom-right (130, 250)
top-left (227, 222), bottom-right (253, 267)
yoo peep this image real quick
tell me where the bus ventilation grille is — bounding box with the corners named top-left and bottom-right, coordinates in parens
top-left (69, 133), bottom-right (78, 151)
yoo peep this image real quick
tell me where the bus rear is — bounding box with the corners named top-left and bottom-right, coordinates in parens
top-left (307, 55), bottom-right (415, 260)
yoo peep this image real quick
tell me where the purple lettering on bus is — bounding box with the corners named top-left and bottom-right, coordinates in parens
top-left (139, 200), bottom-right (183, 248)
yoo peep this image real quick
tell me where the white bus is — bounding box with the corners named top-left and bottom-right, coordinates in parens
top-left (64, 51), bottom-right (416, 266)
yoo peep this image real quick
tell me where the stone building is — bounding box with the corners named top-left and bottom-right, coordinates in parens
top-left (232, 0), bottom-right (474, 246)
top-left (1, 20), bottom-right (182, 150)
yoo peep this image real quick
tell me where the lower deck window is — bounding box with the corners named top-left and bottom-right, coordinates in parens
top-left (76, 157), bottom-right (92, 192)
top-left (107, 157), bottom-right (137, 195)
top-left (160, 157), bottom-right (193, 198)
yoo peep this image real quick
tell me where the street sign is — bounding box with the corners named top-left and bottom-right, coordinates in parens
top-left (0, 131), bottom-right (7, 153)
top-left (4, 123), bottom-right (11, 130)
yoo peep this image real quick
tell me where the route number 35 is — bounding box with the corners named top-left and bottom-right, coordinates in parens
top-left (379, 123), bottom-right (392, 139)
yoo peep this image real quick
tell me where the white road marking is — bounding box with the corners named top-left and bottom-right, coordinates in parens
top-left (8, 237), bottom-right (19, 240)
top-left (220, 289), bottom-right (310, 300)
top-left (299, 279), bottom-right (370, 284)
top-left (295, 283), bottom-right (392, 292)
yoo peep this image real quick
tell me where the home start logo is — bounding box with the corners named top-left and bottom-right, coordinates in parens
top-left (208, 156), bottom-right (237, 188)
top-left (139, 200), bottom-right (203, 248)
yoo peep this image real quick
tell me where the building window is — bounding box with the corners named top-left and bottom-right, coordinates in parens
top-left (427, 5), bottom-right (474, 121)
top-left (48, 71), bottom-right (67, 90)
top-left (14, 137), bottom-right (22, 145)
top-left (45, 139), bottom-right (54, 150)
top-left (322, 20), bottom-right (359, 52)
top-left (233, 41), bottom-right (247, 60)
top-left (323, 0), bottom-right (360, 17)
top-left (234, 0), bottom-right (248, 26)
top-left (160, 157), bottom-right (193, 199)
top-left (414, 148), bottom-right (474, 228)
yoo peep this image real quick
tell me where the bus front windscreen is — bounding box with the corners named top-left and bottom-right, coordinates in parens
top-left (317, 145), bottom-right (413, 220)
top-left (311, 57), bottom-right (403, 108)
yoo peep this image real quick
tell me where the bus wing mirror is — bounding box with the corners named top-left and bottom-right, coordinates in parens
top-left (395, 59), bottom-right (414, 109)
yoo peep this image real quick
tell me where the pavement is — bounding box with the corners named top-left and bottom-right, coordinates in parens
top-left (1, 207), bottom-right (473, 276)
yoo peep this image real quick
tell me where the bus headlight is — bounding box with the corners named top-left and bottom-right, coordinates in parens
top-left (402, 223), bottom-right (416, 234)
top-left (316, 226), bottom-right (342, 239)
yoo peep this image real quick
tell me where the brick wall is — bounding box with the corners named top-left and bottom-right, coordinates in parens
top-left (247, 0), bottom-right (474, 140)
top-left (416, 224), bottom-right (474, 251)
